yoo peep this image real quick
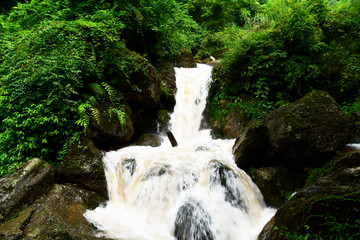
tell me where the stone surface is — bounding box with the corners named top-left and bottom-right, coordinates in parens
top-left (56, 137), bottom-right (107, 198)
top-left (0, 184), bottom-right (108, 240)
top-left (258, 151), bottom-right (360, 240)
top-left (251, 167), bottom-right (294, 207)
top-left (0, 158), bottom-right (54, 223)
top-left (136, 133), bottom-right (163, 147)
top-left (232, 119), bottom-right (273, 171)
top-left (86, 101), bottom-right (134, 150)
top-left (265, 90), bottom-right (356, 168)
top-left (122, 50), bottom-right (161, 109)
top-left (222, 107), bottom-right (249, 139)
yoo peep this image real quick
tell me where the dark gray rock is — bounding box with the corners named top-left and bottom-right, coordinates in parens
top-left (251, 167), bottom-right (294, 207)
top-left (136, 133), bottom-right (163, 147)
top-left (174, 199), bottom-right (215, 240)
top-left (232, 120), bottom-right (273, 171)
top-left (265, 90), bottom-right (356, 168)
top-left (0, 158), bottom-right (54, 223)
top-left (258, 151), bottom-right (360, 240)
top-left (56, 137), bottom-right (107, 198)
top-left (86, 101), bottom-right (134, 150)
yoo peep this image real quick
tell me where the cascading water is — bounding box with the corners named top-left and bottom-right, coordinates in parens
top-left (84, 64), bottom-right (276, 240)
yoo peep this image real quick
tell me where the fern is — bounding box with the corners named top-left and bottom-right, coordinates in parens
top-left (108, 107), bottom-right (126, 130)
top-left (101, 82), bottom-right (120, 103)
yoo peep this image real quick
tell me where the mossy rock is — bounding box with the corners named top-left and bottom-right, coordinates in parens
top-left (265, 90), bottom-right (356, 168)
top-left (0, 184), bottom-right (108, 240)
top-left (86, 101), bottom-right (134, 150)
top-left (56, 137), bottom-right (107, 198)
top-left (258, 151), bottom-right (360, 240)
top-left (0, 158), bottom-right (54, 223)
top-left (136, 133), bottom-right (163, 147)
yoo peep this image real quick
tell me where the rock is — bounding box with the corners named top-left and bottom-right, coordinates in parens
top-left (157, 62), bottom-right (176, 110)
top-left (132, 107), bottom-right (158, 140)
top-left (136, 133), bottom-right (163, 147)
top-left (0, 184), bottom-right (107, 240)
top-left (266, 90), bottom-right (356, 168)
top-left (258, 152), bottom-right (360, 240)
top-left (209, 161), bottom-right (246, 210)
top-left (0, 158), bottom-right (54, 223)
top-left (174, 199), bottom-right (215, 240)
top-left (123, 50), bottom-right (161, 109)
top-left (223, 107), bottom-right (249, 139)
top-left (232, 120), bottom-right (274, 172)
top-left (251, 167), bottom-right (294, 207)
top-left (172, 49), bottom-right (197, 68)
top-left (56, 137), bottom-right (107, 198)
top-left (157, 109), bottom-right (171, 133)
top-left (86, 101), bottom-right (134, 150)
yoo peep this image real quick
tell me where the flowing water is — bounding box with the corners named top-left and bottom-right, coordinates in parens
top-left (84, 64), bottom-right (276, 240)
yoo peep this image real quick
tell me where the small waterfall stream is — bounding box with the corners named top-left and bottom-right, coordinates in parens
top-left (84, 64), bottom-right (276, 240)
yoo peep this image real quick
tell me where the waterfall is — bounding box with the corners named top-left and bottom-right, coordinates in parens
top-left (84, 64), bottom-right (276, 240)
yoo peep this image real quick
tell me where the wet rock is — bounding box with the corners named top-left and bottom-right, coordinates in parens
top-left (157, 62), bottom-right (176, 110)
top-left (0, 158), bottom-right (54, 223)
top-left (258, 152), bottom-right (360, 240)
top-left (136, 133), bottom-right (163, 147)
top-left (251, 167), bottom-right (294, 207)
top-left (223, 107), bottom-right (249, 139)
top-left (86, 101), bottom-right (134, 150)
top-left (174, 199), bottom-right (215, 240)
top-left (209, 161), bottom-right (246, 210)
top-left (56, 137), bottom-right (107, 198)
top-left (232, 120), bottom-right (274, 172)
top-left (0, 184), bottom-right (107, 240)
top-left (157, 109), bottom-right (171, 133)
top-left (123, 159), bottom-right (136, 176)
top-left (265, 90), bottom-right (356, 168)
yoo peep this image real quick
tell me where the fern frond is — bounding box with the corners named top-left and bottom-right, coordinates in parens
top-left (89, 107), bottom-right (100, 125)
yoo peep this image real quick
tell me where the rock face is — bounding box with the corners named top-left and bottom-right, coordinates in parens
top-left (265, 90), bottom-right (356, 168)
top-left (222, 107), bottom-right (249, 139)
top-left (258, 151), bottom-right (360, 240)
top-left (251, 167), bottom-right (294, 207)
top-left (86, 102), bottom-right (134, 150)
top-left (56, 137), bottom-right (107, 198)
top-left (122, 50), bottom-right (161, 109)
top-left (0, 158), bottom-right (54, 223)
top-left (232, 120), bottom-right (273, 171)
top-left (0, 184), bottom-right (107, 240)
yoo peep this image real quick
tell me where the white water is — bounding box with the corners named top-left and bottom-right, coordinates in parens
top-left (84, 64), bottom-right (276, 240)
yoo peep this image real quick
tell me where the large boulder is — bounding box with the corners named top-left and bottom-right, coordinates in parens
top-left (265, 90), bottom-right (356, 168)
top-left (86, 102), bottom-right (134, 150)
top-left (0, 158), bottom-right (54, 223)
top-left (232, 120), bottom-right (273, 171)
top-left (0, 184), bottom-right (107, 240)
top-left (56, 137), bottom-right (107, 198)
top-left (258, 151), bottom-right (360, 240)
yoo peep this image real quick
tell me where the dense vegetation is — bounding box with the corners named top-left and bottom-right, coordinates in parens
top-left (0, 0), bottom-right (359, 181)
